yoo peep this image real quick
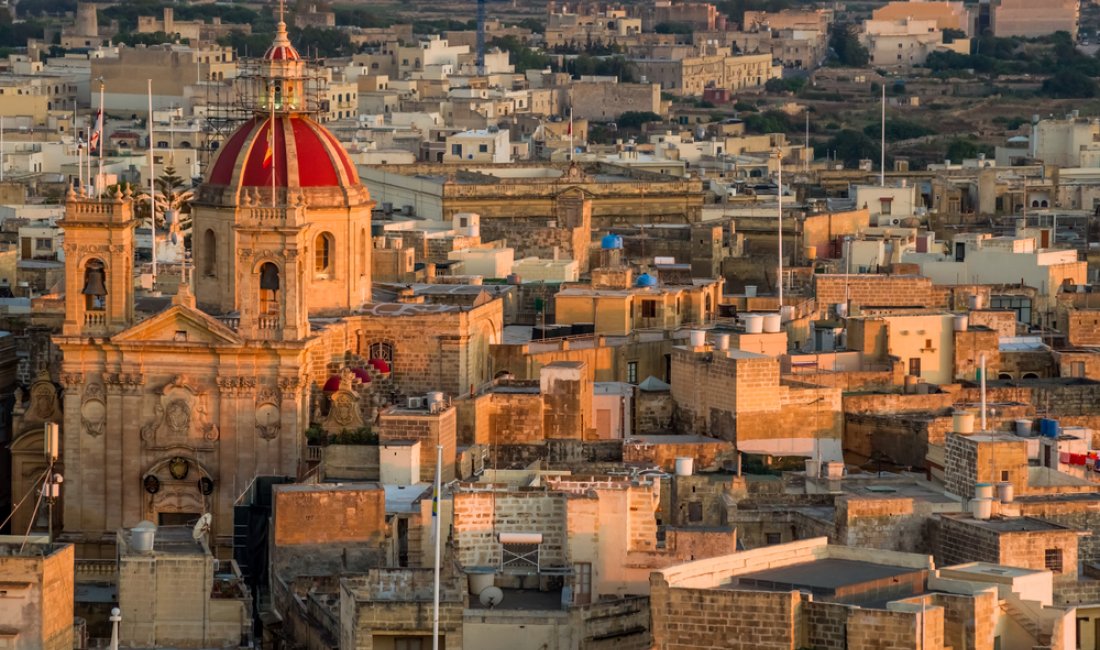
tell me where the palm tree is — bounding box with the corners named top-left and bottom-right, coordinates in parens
top-left (105, 167), bottom-right (196, 249)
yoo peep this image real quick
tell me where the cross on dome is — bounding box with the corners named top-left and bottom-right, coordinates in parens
top-left (264, 0), bottom-right (300, 62)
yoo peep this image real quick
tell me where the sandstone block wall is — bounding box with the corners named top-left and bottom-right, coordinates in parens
top-left (813, 274), bottom-right (933, 317)
top-left (377, 407), bottom-right (457, 482)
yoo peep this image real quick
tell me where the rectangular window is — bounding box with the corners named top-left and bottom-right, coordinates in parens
top-left (573, 562), bottom-right (592, 605)
top-left (478, 144), bottom-right (488, 153)
top-left (688, 502), bottom-right (703, 522)
top-left (450, 144), bottom-right (462, 156)
top-left (765, 532), bottom-right (782, 545)
top-left (908, 357), bottom-right (921, 377)
top-left (991, 295), bottom-right (1032, 324)
top-left (641, 300), bottom-right (657, 318)
top-left (627, 361), bottom-right (638, 384)
top-left (502, 542), bottom-right (539, 572)
top-left (35, 238), bottom-right (52, 250)
top-left (1045, 548), bottom-right (1063, 573)
top-left (1001, 470), bottom-right (1010, 482)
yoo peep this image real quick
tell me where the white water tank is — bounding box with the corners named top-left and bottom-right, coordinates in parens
top-left (763, 313), bottom-right (782, 333)
top-left (744, 285), bottom-right (758, 297)
top-left (675, 457), bottom-right (694, 476)
top-left (974, 483), bottom-right (995, 500)
top-left (954, 315), bottom-right (969, 332)
top-left (131, 520), bottom-right (157, 553)
top-left (743, 314), bottom-right (764, 334)
top-left (689, 330), bottom-right (706, 348)
top-left (997, 481), bottom-right (1015, 503)
top-left (1015, 419), bottom-right (1033, 436)
top-left (426, 391), bottom-right (446, 413)
top-left (836, 303), bottom-right (849, 318)
top-left (714, 333), bottom-right (730, 350)
top-left (953, 412), bottom-right (975, 434)
top-left (822, 461), bottom-right (844, 479)
top-left (969, 294), bottom-right (984, 310)
top-left (971, 497), bottom-right (993, 520)
top-left (805, 459), bottom-right (821, 478)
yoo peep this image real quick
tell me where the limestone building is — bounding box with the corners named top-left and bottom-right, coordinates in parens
top-left (28, 20), bottom-right (502, 555)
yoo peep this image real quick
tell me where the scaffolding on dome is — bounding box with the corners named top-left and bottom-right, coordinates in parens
top-left (196, 47), bottom-right (330, 178)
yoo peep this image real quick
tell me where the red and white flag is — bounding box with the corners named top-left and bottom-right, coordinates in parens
top-left (88, 109), bottom-right (103, 154)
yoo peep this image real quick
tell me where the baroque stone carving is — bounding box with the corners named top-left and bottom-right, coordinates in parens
top-left (140, 376), bottom-right (220, 449)
top-left (255, 384), bottom-right (281, 440)
top-left (80, 382), bottom-right (106, 437)
top-left (321, 368), bottom-right (364, 433)
top-left (23, 371), bottom-right (60, 426)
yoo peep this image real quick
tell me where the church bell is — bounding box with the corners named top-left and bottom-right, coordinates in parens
top-left (259, 264), bottom-right (280, 291)
top-left (82, 265), bottom-right (108, 296)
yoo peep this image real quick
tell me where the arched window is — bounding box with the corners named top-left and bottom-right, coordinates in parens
top-left (315, 232), bottom-right (334, 274)
top-left (259, 262), bottom-right (280, 315)
top-left (369, 341), bottom-right (394, 364)
top-left (202, 229), bottom-right (216, 277)
top-left (82, 259), bottom-right (107, 311)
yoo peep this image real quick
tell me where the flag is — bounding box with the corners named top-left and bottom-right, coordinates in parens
top-left (88, 109), bottom-right (103, 155)
top-left (262, 117), bottom-right (274, 169)
top-left (262, 141), bottom-right (273, 168)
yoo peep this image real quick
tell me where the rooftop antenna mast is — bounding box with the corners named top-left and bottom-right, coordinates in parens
top-left (879, 81), bottom-right (886, 187)
top-left (476, 0), bottom-right (487, 75)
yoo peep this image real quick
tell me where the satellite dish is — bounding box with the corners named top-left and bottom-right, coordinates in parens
top-left (479, 586), bottom-right (504, 608)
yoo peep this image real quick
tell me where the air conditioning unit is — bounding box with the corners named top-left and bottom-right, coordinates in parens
top-left (406, 396), bottom-right (424, 409)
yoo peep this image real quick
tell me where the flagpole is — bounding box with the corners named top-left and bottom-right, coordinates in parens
top-left (568, 107), bottom-right (574, 162)
top-left (97, 78), bottom-right (104, 198)
top-left (1, 115), bottom-right (5, 183)
top-left (77, 139), bottom-right (83, 193)
top-left (271, 89), bottom-right (276, 210)
top-left (148, 78), bottom-right (158, 293)
top-left (432, 444), bottom-right (442, 650)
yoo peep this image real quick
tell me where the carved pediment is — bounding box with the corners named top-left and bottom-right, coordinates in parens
top-left (112, 305), bottom-right (243, 346)
top-left (141, 376), bottom-right (220, 450)
top-left (321, 368), bottom-right (364, 433)
top-left (19, 371), bottom-right (60, 426)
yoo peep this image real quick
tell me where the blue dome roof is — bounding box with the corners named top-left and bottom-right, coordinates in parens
top-left (635, 272), bottom-right (658, 288)
top-left (601, 233), bottom-right (623, 250)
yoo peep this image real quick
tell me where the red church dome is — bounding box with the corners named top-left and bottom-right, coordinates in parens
top-left (206, 115), bottom-right (360, 189)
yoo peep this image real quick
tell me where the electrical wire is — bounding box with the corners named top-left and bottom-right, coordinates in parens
top-left (0, 466), bottom-right (49, 532)
top-left (18, 473), bottom-right (48, 553)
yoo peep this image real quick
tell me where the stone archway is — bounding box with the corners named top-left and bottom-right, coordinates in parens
top-left (141, 455), bottom-right (215, 529)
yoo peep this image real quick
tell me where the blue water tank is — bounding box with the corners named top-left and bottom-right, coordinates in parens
top-left (601, 233), bottom-right (623, 250)
top-left (1039, 418), bottom-right (1059, 438)
top-left (635, 272), bottom-right (658, 288)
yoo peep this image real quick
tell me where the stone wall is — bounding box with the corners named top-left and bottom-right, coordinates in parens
top-left (452, 489), bottom-right (568, 569)
top-left (846, 606), bottom-right (943, 650)
top-left (649, 581), bottom-right (800, 649)
top-left (813, 274), bottom-right (933, 317)
top-left (0, 543), bottom-right (75, 650)
top-left (1066, 309), bottom-right (1100, 347)
top-left (377, 406), bottom-right (457, 482)
top-left (836, 496), bottom-right (933, 554)
top-left (1017, 498), bottom-right (1100, 565)
top-left (342, 569), bottom-right (466, 650)
top-left (622, 438), bottom-right (733, 472)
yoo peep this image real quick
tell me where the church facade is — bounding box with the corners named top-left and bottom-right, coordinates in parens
top-left (11, 20), bottom-right (502, 554)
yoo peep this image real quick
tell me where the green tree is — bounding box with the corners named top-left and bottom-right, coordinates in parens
top-left (827, 129), bottom-right (880, 167)
top-left (1041, 69), bottom-right (1098, 98)
top-left (945, 139), bottom-right (979, 161)
top-left (616, 111), bottom-right (662, 130)
top-left (863, 119), bottom-right (934, 142)
top-left (828, 23), bottom-right (869, 67)
top-left (653, 22), bottom-right (693, 35)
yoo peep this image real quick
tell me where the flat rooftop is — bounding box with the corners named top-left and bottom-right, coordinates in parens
top-left (946, 515), bottom-right (1072, 533)
top-left (727, 558), bottom-right (921, 594)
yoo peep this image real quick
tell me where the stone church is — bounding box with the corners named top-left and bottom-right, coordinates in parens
top-left (10, 20), bottom-right (502, 555)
